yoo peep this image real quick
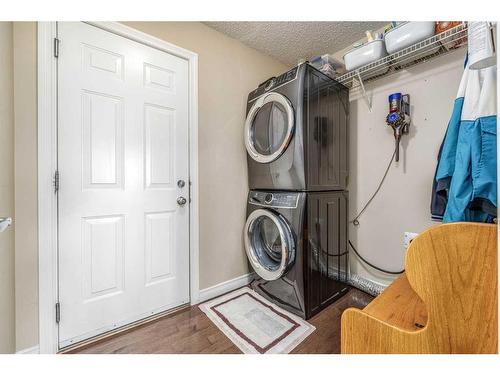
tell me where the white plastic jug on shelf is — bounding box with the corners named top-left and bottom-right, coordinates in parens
top-left (0, 217), bottom-right (12, 232)
top-left (468, 22), bottom-right (496, 70)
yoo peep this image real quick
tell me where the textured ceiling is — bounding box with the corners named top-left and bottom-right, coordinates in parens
top-left (204, 22), bottom-right (387, 66)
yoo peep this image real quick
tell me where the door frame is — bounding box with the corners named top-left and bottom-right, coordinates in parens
top-left (37, 21), bottom-right (200, 354)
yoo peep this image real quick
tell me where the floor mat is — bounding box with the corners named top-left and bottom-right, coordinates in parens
top-left (199, 287), bottom-right (315, 354)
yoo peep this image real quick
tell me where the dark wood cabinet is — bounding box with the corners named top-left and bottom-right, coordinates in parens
top-left (305, 66), bottom-right (349, 191)
top-left (305, 191), bottom-right (349, 319)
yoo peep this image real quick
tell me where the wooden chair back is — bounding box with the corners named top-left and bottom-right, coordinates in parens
top-left (341, 223), bottom-right (498, 353)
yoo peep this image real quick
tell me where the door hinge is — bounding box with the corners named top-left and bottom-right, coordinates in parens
top-left (54, 38), bottom-right (60, 58)
top-left (54, 170), bottom-right (59, 193)
top-left (55, 302), bottom-right (61, 324)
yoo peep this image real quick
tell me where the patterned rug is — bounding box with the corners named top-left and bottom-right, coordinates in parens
top-left (199, 287), bottom-right (315, 354)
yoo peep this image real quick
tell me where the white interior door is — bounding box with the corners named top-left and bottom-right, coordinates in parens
top-left (57, 22), bottom-right (190, 348)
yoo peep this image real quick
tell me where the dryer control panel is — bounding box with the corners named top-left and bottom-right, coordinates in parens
top-left (248, 191), bottom-right (299, 208)
top-left (248, 66), bottom-right (299, 102)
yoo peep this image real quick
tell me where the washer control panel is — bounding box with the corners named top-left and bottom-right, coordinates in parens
top-left (248, 191), bottom-right (299, 208)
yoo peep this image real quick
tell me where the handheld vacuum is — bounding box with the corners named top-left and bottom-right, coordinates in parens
top-left (386, 93), bottom-right (411, 162)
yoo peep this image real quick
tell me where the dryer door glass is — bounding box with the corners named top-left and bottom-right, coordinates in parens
top-left (244, 93), bottom-right (294, 163)
top-left (252, 102), bottom-right (287, 156)
top-left (244, 209), bottom-right (295, 281)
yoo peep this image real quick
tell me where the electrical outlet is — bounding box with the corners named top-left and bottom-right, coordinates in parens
top-left (404, 232), bottom-right (419, 251)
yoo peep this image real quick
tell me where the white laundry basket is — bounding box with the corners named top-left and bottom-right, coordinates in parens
top-left (343, 40), bottom-right (389, 75)
top-left (385, 21), bottom-right (436, 54)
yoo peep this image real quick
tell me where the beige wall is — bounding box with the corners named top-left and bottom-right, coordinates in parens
top-left (123, 22), bottom-right (289, 288)
top-left (347, 50), bottom-right (465, 286)
top-left (0, 21), bottom-right (15, 354)
top-left (13, 21), bottom-right (38, 352)
top-left (11, 21), bottom-right (288, 350)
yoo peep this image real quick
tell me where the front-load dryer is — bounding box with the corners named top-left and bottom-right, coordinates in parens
top-left (245, 63), bottom-right (349, 191)
top-left (244, 190), bottom-right (349, 319)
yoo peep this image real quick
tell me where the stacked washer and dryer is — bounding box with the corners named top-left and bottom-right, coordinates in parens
top-left (243, 62), bottom-right (350, 320)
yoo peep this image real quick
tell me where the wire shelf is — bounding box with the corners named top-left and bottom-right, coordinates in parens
top-left (337, 22), bottom-right (469, 91)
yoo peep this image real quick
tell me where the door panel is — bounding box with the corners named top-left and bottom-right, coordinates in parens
top-left (58, 22), bottom-right (190, 347)
top-left (144, 104), bottom-right (175, 188)
top-left (144, 211), bottom-right (175, 285)
top-left (82, 91), bottom-right (124, 188)
top-left (82, 215), bottom-right (125, 300)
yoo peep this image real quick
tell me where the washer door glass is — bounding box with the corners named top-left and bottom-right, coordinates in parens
top-left (254, 215), bottom-right (284, 263)
top-left (244, 93), bottom-right (294, 163)
top-left (244, 209), bottom-right (295, 281)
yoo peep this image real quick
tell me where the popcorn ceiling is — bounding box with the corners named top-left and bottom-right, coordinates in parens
top-left (204, 22), bottom-right (387, 66)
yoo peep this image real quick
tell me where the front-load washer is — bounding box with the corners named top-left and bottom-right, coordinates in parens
top-left (244, 63), bottom-right (349, 191)
top-left (244, 190), bottom-right (349, 319)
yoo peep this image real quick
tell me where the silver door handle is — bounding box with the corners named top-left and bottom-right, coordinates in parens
top-left (177, 197), bottom-right (187, 206)
top-left (0, 217), bottom-right (12, 233)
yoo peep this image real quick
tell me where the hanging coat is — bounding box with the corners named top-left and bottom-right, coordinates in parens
top-left (433, 60), bottom-right (497, 223)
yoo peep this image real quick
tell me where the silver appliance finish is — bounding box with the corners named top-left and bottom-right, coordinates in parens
top-left (245, 190), bottom-right (349, 319)
top-left (245, 63), bottom-right (349, 191)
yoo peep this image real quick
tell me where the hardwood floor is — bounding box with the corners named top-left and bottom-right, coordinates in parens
top-left (67, 287), bottom-right (373, 354)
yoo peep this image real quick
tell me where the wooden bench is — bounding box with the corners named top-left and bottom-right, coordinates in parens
top-left (341, 222), bottom-right (498, 354)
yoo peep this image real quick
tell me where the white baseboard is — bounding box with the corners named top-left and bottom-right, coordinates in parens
top-left (198, 273), bottom-right (255, 303)
top-left (16, 345), bottom-right (40, 354)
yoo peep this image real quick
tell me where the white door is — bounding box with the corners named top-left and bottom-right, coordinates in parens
top-left (57, 22), bottom-right (190, 348)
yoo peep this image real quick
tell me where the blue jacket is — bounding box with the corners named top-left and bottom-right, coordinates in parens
top-left (433, 61), bottom-right (497, 222)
